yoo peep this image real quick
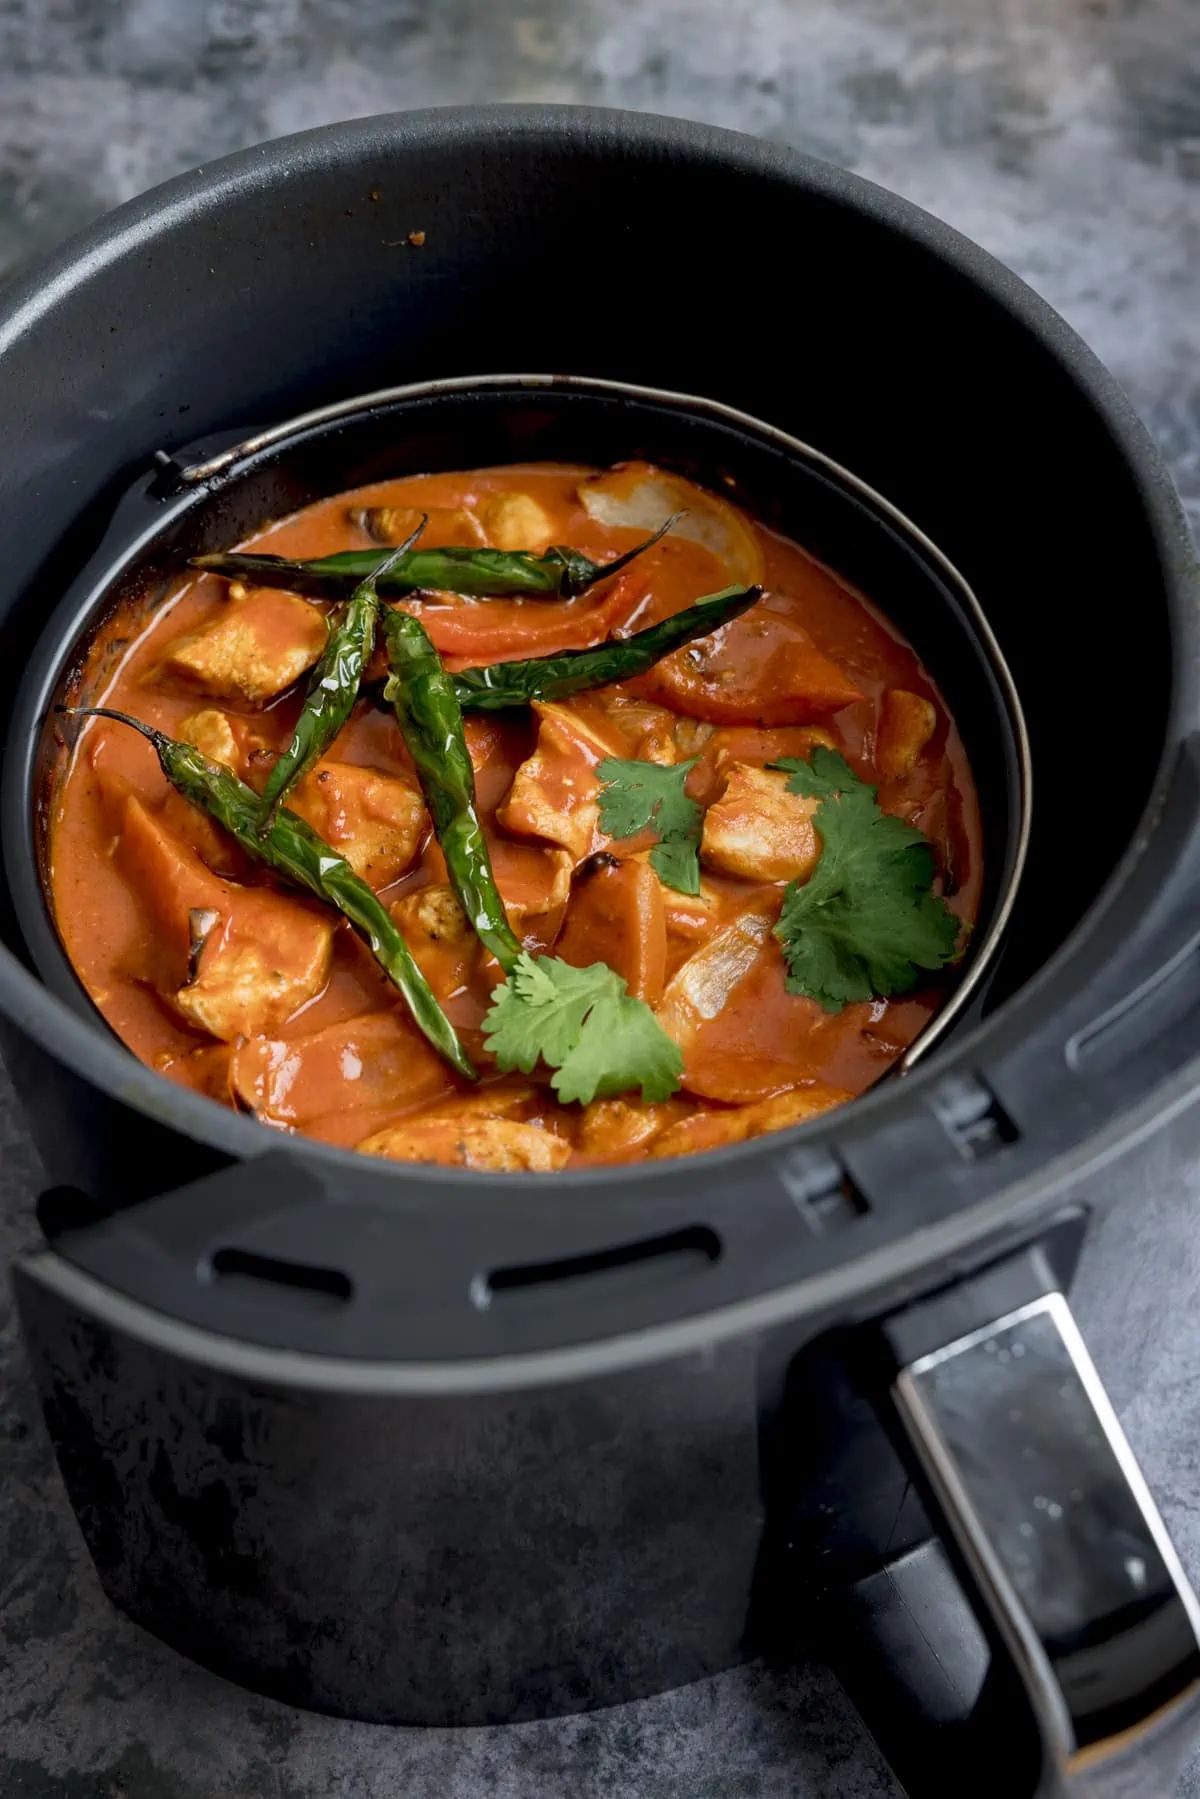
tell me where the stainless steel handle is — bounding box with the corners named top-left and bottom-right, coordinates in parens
top-left (894, 1290), bottom-right (1200, 1797)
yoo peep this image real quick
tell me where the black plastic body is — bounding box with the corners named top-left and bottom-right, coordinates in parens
top-left (1, 109), bottom-right (1199, 1745)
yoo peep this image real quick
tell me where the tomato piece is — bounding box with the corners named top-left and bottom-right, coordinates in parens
top-left (231, 1007), bottom-right (462, 1128)
top-left (637, 596), bottom-right (862, 726)
top-left (400, 570), bottom-right (642, 660)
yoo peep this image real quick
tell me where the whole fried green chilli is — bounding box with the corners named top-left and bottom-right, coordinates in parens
top-left (59, 706), bottom-right (476, 1081)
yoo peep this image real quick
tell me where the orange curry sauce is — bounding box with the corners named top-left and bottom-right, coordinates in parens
top-left (47, 463), bottom-right (982, 1168)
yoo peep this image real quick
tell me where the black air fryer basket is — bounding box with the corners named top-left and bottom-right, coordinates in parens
top-left (0, 109), bottom-right (1198, 1799)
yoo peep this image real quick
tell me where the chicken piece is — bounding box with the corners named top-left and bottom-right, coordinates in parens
top-left (290, 761), bottom-right (427, 888)
top-left (396, 883), bottom-right (471, 947)
top-left (700, 763), bottom-right (821, 884)
top-left (555, 855), bottom-right (668, 1004)
top-left (579, 463), bottom-right (764, 585)
top-left (497, 702), bottom-right (616, 860)
top-left (391, 847), bottom-right (573, 982)
top-left (166, 588), bottom-right (328, 705)
top-left (635, 719), bottom-right (680, 767)
top-left (354, 504), bottom-right (486, 547)
top-left (711, 725), bottom-right (835, 773)
top-left (358, 1113), bottom-right (571, 1171)
top-left (177, 934), bottom-right (332, 1043)
top-left (394, 856), bottom-right (572, 946)
top-left (477, 491), bottom-right (555, 553)
top-left (596, 696), bottom-right (684, 767)
top-left (577, 1097), bottom-right (683, 1158)
top-left (655, 903), bottom-right (778, 1054)
top-left (878, 689), bottom-right (938, 780)
top-left (179, 708), bottom-right (242, 771)
top-left (687, 726), bottom-right (837, 805)
top-left (390, 880), bottom-right (482, 1003)
top-left (648, 1083), bottom-right (852, 1159)
top-left (116, 796), bottom-right (332, 1040)
top-left (673, 717), bottom-right (715, 758)
top-left (231, 1007), bottom-right (462, 1127)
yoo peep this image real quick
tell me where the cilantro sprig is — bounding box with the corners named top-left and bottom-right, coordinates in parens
top-left (771, 746), bottom-right (960, 1013)
top-left (595, 756), bottom-right (703, 895)
top-left (482, 953), bottom-right (684, 1105)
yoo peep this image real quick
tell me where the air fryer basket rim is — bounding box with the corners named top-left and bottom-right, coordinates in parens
top-left (0, 106), bottom-right (1193, 1256)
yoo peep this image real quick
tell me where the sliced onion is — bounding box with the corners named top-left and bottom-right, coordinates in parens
top-left (579, 464), bottom-right (764, 585)
top-left (655, 904), bottom-right (776, 1049)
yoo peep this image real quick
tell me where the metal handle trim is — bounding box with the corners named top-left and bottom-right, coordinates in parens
top-left (894, 1290), bottom-right (1200, 1795)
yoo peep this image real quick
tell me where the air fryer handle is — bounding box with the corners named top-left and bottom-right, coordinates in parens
top-left (876, 1268), bottom-right (1200, 1797)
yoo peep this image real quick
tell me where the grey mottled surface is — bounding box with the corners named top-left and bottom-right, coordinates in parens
top-left (1, 0), bottom-right (1199, 1793)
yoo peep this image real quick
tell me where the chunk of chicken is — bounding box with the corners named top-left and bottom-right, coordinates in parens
top-left (635, 719), bottom-right (681, 767)
top-left (648, 1083), bottom-right (852, 1159)
top-left (477, 491), bottom-right (555, 552)
top-left (497, 702), bottom-right (617, 860)
top-left (116, 796), bottom-right (332, 1040)
top-left (577, 1097), bottom-right (683, 1158)
top-left (596, 696), bottom-right (684, 767)
top-left (390, 882), bottom-right (477, 1001)
top-left (700, 763), bottom-right (821, 884)
top-left (179, 708), bottom-right (241, 771)
top-left (685, 726), bottom-right (837, 807)
top-left (673, 717), bottom-right (716, 758)
top-left (357, 1114), bottom-right (571, 1171)
top-left (289, 761), bottom-right (427, 888)
top-left (397, 883), bottom-right (471, 947)
top-left (878, 689), bottom-right (938, 780)
top-left (177, 936), bottom-right (332, 1043)
top-left (391, 849), bottom-right (571, 975)
top-left (166, 588), bottom-right (328, 705)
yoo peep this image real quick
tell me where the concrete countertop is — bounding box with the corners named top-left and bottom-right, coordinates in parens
top-left (1, 1), bottom-right (1198, 1793)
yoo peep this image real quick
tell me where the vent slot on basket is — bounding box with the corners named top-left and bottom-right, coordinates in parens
top-left (210, 1246), bottom-right (353, 1305)
top-left (776, 1149), bottom-right (870, 1235)
top-left (476, 1224), bottom-right (721, 1309)
top-left (931, 1073), bottom-right (1019, 1162)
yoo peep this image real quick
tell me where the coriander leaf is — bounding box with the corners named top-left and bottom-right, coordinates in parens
top-left (647, 835), bottom-right (701, 895)
top-left (482, 952), bottom-right (684, 1105)
top-left (596, 755), bottom-right (702, 895)
top-left (770, 748), bottom-right (960, 1012)
top-left (553, 982), bottom-right (683, 1106)
top-left (772, 745), bottom-right (878, 825)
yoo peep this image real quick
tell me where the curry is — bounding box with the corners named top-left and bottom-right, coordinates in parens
top-left (47, 461), bottom-right (982, 1169)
